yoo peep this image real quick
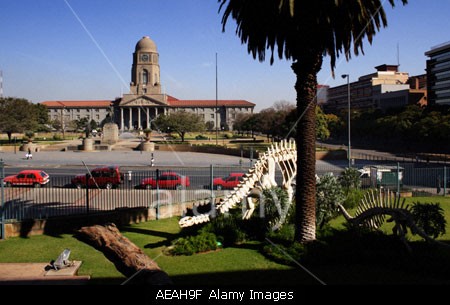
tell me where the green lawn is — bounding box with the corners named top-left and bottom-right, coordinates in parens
top-left (0, 218), bottom-right (311, 285)
top-left (1, 196), bottom-right (450, 285)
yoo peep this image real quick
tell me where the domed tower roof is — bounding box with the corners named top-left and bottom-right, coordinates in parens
top-left (135, 36), bottom-right (157, 52)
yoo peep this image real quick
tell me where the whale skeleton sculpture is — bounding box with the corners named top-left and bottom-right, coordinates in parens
top-left (179, 139), bottom-right (297, 228)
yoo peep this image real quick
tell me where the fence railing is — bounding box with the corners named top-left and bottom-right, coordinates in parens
top-left (0, 165), bottom-right (252, 225)
top-left (1, 161), bottom-right (450, 238)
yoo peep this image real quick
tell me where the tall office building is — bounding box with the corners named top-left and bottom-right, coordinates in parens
top-left (425, 41), bottom-right (450, 105)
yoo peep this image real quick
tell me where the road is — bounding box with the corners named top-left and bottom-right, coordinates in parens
top-left (0, 145), bottom-right (350, 190)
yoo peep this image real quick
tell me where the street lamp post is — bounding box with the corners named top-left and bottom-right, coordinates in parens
top-left (341, 74), bottom-right (351, 168)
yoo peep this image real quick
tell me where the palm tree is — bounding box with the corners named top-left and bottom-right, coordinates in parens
top-left (218, 0), bottom-right (407, 243)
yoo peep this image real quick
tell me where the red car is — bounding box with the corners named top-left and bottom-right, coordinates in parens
top-left (3, 170), bottom-right (50, 188)
top-left (213, 173), bottom-right (245, 190)
top-left (140, 172), bottom-right (190, 190)
top-left (71, 166), bottom-right (124, 189)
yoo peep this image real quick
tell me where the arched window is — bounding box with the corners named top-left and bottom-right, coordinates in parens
top-left (142, 70), bottom-right (149, 84)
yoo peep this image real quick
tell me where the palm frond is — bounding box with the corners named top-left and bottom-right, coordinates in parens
top-left (218, 0), bottom-right (407, 71)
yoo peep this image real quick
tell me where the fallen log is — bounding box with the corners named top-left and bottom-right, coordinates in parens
top-left (76, 223), bottom-right (172, 285)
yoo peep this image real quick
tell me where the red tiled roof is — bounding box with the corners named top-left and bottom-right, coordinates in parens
top-left (40, 97), bottom-right (255, 108)
top-left (41, 100), bottom-right (112, 108)
top-left (166, 95), bottom-right (180, 101)
top-left (168, 99), bottom-right (255, 107)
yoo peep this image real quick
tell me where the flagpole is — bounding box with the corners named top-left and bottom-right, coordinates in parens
top-left (215, 52), bottom-right (218, 146)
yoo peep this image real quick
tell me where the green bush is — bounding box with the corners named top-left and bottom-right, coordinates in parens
top-left (169, 232), bottom-right (218, 256)
top-left (343, 188), bottom-right (365, 209)
top-left (265, 224), bottom-right (295, 245)
top-left (339, 167), bottom-right (362, 190)
top-left (223, 133), bottom-right (233, 139)
top-left (195, 134), bottom-right (208, 140)
top-left (411, 202), bottom-right (446, 239)
top-left (316, 173), bottom-right (345, 229)
top-left (52, 134), bottom-right (63, 141)
top-left (261, 187), bottom-right (293, 232)
top-left (205, 212), bottom-right (248, 246)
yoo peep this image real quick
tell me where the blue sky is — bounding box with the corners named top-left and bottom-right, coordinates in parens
top-left (0, 0), bottom-right (449, 111)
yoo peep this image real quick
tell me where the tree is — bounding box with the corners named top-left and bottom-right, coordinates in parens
top-left (154, 111), bottom-right (205, 142)
top-left (89, 119), bottom-right (98, 131)
top-left (253, 103), bottom-right (296, 142)
top-left (315, 106), bottom-right (330, 141)
top-left (34, 103), bottom-right (51, 131)
top-left (218, 0), bottom-right (407, 243)
top-left (0, 97), bottom-right (40, 142)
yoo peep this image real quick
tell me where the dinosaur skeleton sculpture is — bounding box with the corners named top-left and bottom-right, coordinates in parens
top-left (338, 189), bottom-right (449, 251)
top-left (179, 139), bottom-right (297, 228)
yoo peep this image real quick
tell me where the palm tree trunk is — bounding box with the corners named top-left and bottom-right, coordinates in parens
top-left (291, 53), bottom-right (323, 243)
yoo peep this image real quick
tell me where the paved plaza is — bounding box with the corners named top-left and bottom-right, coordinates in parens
top-left (0, 137), bottom-right (245, 168)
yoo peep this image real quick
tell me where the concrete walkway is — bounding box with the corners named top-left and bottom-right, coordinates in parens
top-left (0, 262), bottom-right (90, 285)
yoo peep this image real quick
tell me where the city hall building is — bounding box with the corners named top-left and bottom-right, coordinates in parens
top-left (42, 36), bottom-right (255, 131)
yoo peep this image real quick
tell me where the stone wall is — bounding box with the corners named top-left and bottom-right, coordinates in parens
top-left (3, 202), bottom-right (196, 239)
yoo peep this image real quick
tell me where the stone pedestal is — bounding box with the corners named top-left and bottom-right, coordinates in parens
top-left (82, 138), bottom-right (94, 151)
top-left (20, 143), bottom-right (39, 152)
top-left (103, 123), bottom-right (119, 145)
top-left (140, 141), bottom-right (155, 152)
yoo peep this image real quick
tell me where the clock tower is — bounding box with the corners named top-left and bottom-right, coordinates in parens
top-left (130, 36), bottom-right (161, 96)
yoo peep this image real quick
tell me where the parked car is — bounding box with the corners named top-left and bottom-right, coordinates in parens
top-left (3, 170), bottom-right (50, 188)
top-left (140, 171), bottom-right (190, 190)
top-left (213, 173), bottom-right (245, 190)
top-left (71, 165), bottom-right (124, 189)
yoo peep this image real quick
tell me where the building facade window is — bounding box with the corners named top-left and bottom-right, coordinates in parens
top-left (143, 70), bottom-right (149, 84)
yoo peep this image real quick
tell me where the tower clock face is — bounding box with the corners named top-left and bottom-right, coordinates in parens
top-left (141, 54), bottom-right (149, 62)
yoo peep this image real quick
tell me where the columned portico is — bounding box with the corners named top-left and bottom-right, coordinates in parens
top-left (120, 108), bottom-right (124, 130)
top-left (128, 108), bottom-right (132, 130)
top-left (117, 104), bottom-right (167, 131)
top-left (138, 108), bottom-right (141, 129)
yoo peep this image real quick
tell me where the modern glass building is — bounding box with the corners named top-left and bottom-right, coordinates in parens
top-left (425, 41), bottom-right (450, 105)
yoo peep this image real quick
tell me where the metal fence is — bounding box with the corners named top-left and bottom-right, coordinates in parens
top-left (0, 164), bottom-right (253, 229)
top-left (2, 160), bottom-right (450, 238)
top-left (316, 161), bottom-right (450, 196)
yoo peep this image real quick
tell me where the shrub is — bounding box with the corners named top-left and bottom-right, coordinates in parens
top-left (316, 173), bottom-right (345, 229)
top-left (223, 133), bottom-right (233, 139)
top-left (205, 212), bottom-right (248, 246)
top-left (52, 134), bottom-right (63, 141)
top-left (261, 187), bottom-right (293, 232)
top-left (205, 187), bottom-right (294, 244)
top-left (411, 202), bottom-right (446, 239)
top-left (195, 134), bottom-right (208, 140)
top-left (339, 167), bottom-right (362, 190)
top-left (202, 189), bottom-right (293, 245)
top-left (169, 232), bottom-right (218, 256)
top-left (265, 224), bottom-right (295, 245)
top-left (343, 188), bottom-right (365, 209)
